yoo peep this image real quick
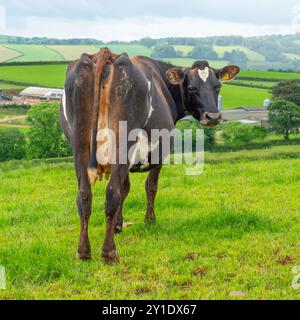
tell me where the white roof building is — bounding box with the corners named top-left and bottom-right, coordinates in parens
top-left (20, 87), bottom-right (64, 100)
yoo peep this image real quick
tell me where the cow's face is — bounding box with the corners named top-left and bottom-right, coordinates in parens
top-left (166, 61), bottom-right (240, 128)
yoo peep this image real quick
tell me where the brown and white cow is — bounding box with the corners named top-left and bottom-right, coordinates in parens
top-left (61, 48), bottom-right (239, 264)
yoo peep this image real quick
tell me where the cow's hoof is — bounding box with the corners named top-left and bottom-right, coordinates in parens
top-left (114, 224), bottom-right (123, 234)
top-left (77, 252), bottom-right (92, 260)
top-left (102, 250), bottom-right (120, 264)
top-left (145, 216), bottom-right (156, 225)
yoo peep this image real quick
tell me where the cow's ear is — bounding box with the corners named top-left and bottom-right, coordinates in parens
top-left (217, 65), bottom-right (240, 81)
top-left (166, 68), bottom-right (185, 85)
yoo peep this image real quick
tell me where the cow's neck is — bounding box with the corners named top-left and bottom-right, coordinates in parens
top-left (155, 61), bottom-right (187, 123)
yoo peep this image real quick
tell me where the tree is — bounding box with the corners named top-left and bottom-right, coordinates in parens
top-left (271, 80), bottom-right (300, 107)
top-left (27, 103), bottom-right (72, 159)
top-left (223, 50), bottom-right (248, 64)
top-left (188, 46), bottom-right (218, 60)
top-left (0, 128), bottom-right (26, 161)
top-left (267, 99), bottom-right (300, 141)
top-left (140, 37), bottom-right (157, 48)
top-left (151, 44), bottom-right (178, 58)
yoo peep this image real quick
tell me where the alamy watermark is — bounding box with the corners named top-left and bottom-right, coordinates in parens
top-left (0, 266), bottom-right (6, 290)
top-left (95, 122), bottom-right (204, 176)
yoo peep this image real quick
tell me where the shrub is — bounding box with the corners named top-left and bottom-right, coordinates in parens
top-left (26, 102), bottom-right (72, 159)
top-left (220, 122), bottom-right (267, 146)
top-left (0, 128), bottom-right (26, 161)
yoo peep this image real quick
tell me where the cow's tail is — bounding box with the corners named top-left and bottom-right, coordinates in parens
top-left (87, 48), bottom-right (117, 185)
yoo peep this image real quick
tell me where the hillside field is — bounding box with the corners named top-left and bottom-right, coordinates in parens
top-left (0, 146), bottom-right (299, 300)
top-left (4, 45), bottom-right (63, 62)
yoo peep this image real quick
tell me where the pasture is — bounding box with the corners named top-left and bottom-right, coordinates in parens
top-left (221, 85), bottom-right (269, 108)
top-left (0, 64), bottom-right (66, 88)
top-left (162, 58), bottom-right (229, 69)
top-left (101, 44), bottom-right (152, 57)
top-left (0, 46), bottom-right (22, 63)
top-left (4, 45), bottom-right (63, 62)
top-left (0, 146), bottom-right (299, 300)
top-left (47, 45), bottom-right (99, 61)
top-left (239, 70), bottom-right (300, 80)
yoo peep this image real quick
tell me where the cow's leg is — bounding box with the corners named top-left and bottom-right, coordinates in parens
top-left (145, 165), bottom-right (162, 224)
top-left (102, 165), bottom-right (129, 264)
top-left (75, 153), bottom-right (92, 260)
top-left (114, 174), bottom-right (131, 234)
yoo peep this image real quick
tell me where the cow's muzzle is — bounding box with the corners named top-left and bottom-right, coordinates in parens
top-left (200, 112), bottom-right (222, 128)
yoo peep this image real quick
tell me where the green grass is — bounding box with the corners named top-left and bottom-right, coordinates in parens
top-left (0, 46), bottom-right (22, 63)
top-left (102, 44), bottom-right (152, 57)
top-left (0, 146), bottom-right (299, 300)
top-left (0, 64), bottom-right (67, 88)
top-left (173, 45), bottom-right (194, 56)
top-left (221, 85), bottom-right (270, 108)
top-left (0, 81), bottom-right (25, 89)
top-left (239, 70), bottom-right (300, 80)
top-left (4, 45), bottom-right (63, 62)
top-left (161, 58), bottom-right (229, 69)
top-left (47, 45), bottom-right (99, 61)
top-left (214, 46), bottom-right (265, 62)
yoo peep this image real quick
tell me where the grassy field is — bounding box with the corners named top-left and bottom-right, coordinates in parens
top-left (0, 146), bottom-right (299, 300)
top-left (162, 58), bottom-right (229, 69)
top-left (4, 45), bottom-right (63, 62)
top-left (0, 81), bottom-right (25, 89)
top-left (102, 44), bottom-right (152, 57)
top-left (173, 45), bottom-right (194, 56)
top-left (214, 46), bottom-right (265, 62)
top-left (239, 70), bottom-right (300, 80)
top-left (0, 64), bottom-right (66, 88)
top-left (47, 45), bottom-right (99, 61)
top-left (222, 85), bottom-right (269, 108)
top-left (0, 46), bottom-right (22, 63)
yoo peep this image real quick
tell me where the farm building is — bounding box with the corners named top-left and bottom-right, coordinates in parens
top-left (20, 87), bottom-right (64, 100)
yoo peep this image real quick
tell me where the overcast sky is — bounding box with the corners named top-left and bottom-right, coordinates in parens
top-left (0, 0), bottom-right (299, 41)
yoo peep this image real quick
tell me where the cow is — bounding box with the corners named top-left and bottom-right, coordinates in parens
top-left (61, 48), bottom-right (240, 264)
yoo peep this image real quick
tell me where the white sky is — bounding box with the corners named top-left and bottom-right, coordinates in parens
top-left (0, 1), bottom-right (300, 40)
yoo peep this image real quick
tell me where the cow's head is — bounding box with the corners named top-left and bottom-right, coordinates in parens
top-left (166, 61), bottom-right (240, 127)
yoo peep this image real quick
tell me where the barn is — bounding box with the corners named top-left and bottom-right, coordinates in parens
top-left (19, 87), bottom-right (64, 100)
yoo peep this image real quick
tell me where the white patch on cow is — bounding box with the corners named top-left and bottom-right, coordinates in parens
top-left (198, 67), bottom-right (210, 83)
top-left (129, 130), bottom-right (159, 168)
top-left (62, 90), bottom-right (71, 129)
